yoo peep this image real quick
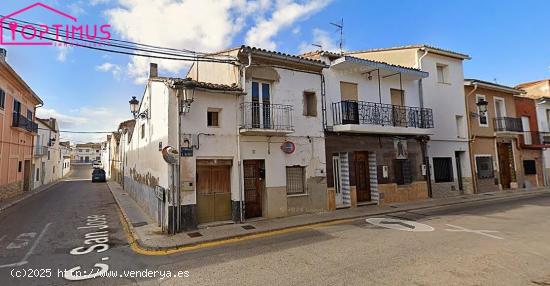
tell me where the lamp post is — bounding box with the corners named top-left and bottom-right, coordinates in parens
top-left (129, 96), bottom-right (139, 118)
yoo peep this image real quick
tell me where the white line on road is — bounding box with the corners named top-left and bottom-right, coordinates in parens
top-left (445, 224), bottom-right (504, 240)
top-left (0, 235), bottom-right (6, 243)
top-left (0, 222), bottom-right (52, 269)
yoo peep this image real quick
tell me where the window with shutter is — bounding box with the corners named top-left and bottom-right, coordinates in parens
top-left (433, 157), bottom-right (453, 182)
top-left (476, 156), bottom-right (494, 179)
top-left (523, 160), bottom-right (537, 175)
top-left (394, 159), bottom-right (412, 185)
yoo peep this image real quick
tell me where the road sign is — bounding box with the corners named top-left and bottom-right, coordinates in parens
top-left (366, 217), bottom-right (434, 232)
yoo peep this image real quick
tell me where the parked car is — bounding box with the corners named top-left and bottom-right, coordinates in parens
top-left (92, 161), bottom-right (102, 169)
top-left (92, 169), bottom-right (106, 182)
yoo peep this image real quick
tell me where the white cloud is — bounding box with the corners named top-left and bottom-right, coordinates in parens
top-left (37, 107), bottom-right (130, 143)
top-left (298, 28), bottom-right (340, 53)
top-left (105, 0), bottom-right (331, 84)
top-left (96, 62), bottom-right (122, 79)
top-left (245, 0), bottom-right (332, 50)
top-left (56, 45), bottom-right (72, 62)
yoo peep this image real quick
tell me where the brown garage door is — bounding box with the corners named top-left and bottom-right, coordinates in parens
top-left (196, 160), bottom-right (232, 224)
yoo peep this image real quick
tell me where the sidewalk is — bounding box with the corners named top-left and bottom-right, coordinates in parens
top-left (0, 179), bottom-right (63, 213)
top-left (106, 180), bottom-right (549, 252)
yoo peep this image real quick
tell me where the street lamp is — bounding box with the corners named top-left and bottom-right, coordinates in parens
top-left (129, 96), bottom-right (139, 118)
top-left (476, 98), bottom-right (489, 115)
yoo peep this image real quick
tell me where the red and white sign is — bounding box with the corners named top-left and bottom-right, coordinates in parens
top-left (280, 141), bottom-right (295, 154)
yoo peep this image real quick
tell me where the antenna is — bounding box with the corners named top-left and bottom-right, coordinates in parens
top-left (330, 18), bottom-right (344, 54)
top-left (312, 43), bottom-right (322, 50)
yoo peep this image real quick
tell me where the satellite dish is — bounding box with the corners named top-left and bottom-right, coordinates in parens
top-left (162, 146), bottom-right (178, 164)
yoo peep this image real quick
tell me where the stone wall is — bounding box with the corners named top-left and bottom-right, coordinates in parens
top-left (378, 181), bottom-right (428, 204)
top-left (0, 181), bottom-right (22, 203)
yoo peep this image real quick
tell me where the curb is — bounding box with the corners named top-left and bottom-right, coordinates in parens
top-left (0, 180), bottom-right (62, 213)
top-left (106, 181), bottom-right (548, 255)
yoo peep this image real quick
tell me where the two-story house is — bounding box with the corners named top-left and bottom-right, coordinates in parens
top-left (302, 51), bottom-right (433, 206)
top-left (0, 48), bottom-right (42, 202)
top-left (342, 45), bottom-right (473, 197)
top-left (74, 143), bottom-right (101, 163)
top-left (464, 79), bottom-right (528, 192)
top-left (33, 117), bottom-right (62, 189)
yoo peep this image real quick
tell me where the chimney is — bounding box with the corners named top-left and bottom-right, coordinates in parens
top-left (0, 48), bottom-right (6, 61)
top-left (149, 63), bottom-right (158, 78)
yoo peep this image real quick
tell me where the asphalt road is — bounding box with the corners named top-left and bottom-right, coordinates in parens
top-left (1, 164), bottom-right (550, 285)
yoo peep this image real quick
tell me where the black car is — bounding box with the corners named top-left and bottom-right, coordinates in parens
top-left (92, 169), bottom-right (106, 182)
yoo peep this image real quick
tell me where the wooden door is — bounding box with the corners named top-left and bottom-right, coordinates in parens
top-left (196, 162), bottom-right (232, 224)
top-left (243, 160), bottom-right (263, 219)
top-left (498, 143), bottom-right (512, 189)
top-left (23, 160), bottom-right (31, 192)
top-left (355, 152), bottom-right (371, 202)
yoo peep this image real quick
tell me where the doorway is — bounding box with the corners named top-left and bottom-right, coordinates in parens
top-left (391, 89), bottom-right (406, 127)
top-left (332, 155), bottom-right (344, 207)
top-left (243, 160), bottom-right (264, 219)
top-left (454, 151), bottom-right (464, 191)
top-left (23, 160), bottom-right (31, 192)
top-left (497, 143), bottom-right (514, 189)
top-left (355, 151), bottom-right (371, 202)
top-left (196, 160), bottom-right (232, 224)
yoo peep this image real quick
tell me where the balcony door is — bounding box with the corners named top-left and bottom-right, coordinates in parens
top-left (391, 89), bottom-right (406, 127)
top-left (251, 81), bottom-right (271, 129)
top-left (339, 82), bottom-right (359, 124)
top-left (522, 116), bottom-right (532, 145)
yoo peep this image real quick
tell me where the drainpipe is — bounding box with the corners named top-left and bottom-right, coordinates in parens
top-left (417, 49), bottom-right (429, 108)
top-left (237, 51), bottom-right (251, 223)
top-left (465, 83), bottom-right (479, 194)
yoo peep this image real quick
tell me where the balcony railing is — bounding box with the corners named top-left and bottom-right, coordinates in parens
top-left (34, 145), bottom-right (48, 157)
top-left (12, 112), bottom-right (38, 133)
top-left (240, 102), bottom-right (293, 131)
top-left (331, 101), bottom-right (434, 128)
top-left (520, 131), bottom-right (550, 146)
top-left (494, 117), bottom-right (523, 132)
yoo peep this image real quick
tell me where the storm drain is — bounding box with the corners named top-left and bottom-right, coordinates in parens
top-left (187, 232), bottom-right (203, 238)
top-left (241, 225), bottom-right (256, 230)
top-left (484, 193), bottom-right (496, 196)
top-left (132, 222), bottom-right (148, 227)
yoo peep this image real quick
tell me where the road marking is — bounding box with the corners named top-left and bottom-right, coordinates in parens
top-left (0, 235), bottom-right (6, 243)
top-left (444, 224), bottom-right (504, 240)
top-left (6, 232), bottom-right (37, 249)
top-left (366, 218), bottom-right (434, 232)
top-left (0, 223), bottom-right (52, 269)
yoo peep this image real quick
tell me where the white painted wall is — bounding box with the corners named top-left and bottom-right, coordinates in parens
top-left (33, 120), bottom-right (63, 189)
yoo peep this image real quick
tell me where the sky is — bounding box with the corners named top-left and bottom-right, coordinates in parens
top-left (1, 0), bottom-right (549, 144)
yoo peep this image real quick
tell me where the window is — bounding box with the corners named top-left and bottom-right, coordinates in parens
top-left (0, 88), bottom-right (5, 109)
top-left (523, 160), bottom-right (537, 175)
top-left (433, 157), bottom-right (453, 182)
top-left (85, 149), bottom-right (89, 152)
top-left (27, 110), bottom-right (32, 121)
top-left (141, 124), bottom-right (145, 139)
top-left (476, 156), bottom-right (494, 179)
top-left (36, 168), bottom-right (40, 181)
top-left (456, 115), bottom-right (465, 138)
top-left (207, 110), bottom-right (219, 127)
top-left (436, 64), bottom-right (448, 83)
top-left (13, 99), bottom-right (21, 114)
top-left (18, 161), bottom-right (22, 172)
top-left (476, 95), bottom-right (488, 127)
top-left (286, 166), bottom-right (306, 195)
top-left (303, 92), bottom-right (317, 116)
top-left (47, 150), bottom-right (50, 160)
top-left (53, 166), bottom-right (55, 174)
top-left (394, 159), bottom-right (412, 185)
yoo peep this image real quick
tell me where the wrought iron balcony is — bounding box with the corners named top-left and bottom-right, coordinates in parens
top-left (494, 117), bottom-right (523, 132)
top-left (12, 112), bottom-right (38, 133)
top-left (331, 101), bottom-right (434, 129)
top-left (34, 145), bottom-right (48, 157)
top-left (519, 131), bottom-right (550, 147)
top-left (239, 102), bottom-right (293, 135)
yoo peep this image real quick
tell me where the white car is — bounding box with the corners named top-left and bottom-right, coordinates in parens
top-left (92, 161), bottom-right (102, 169)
